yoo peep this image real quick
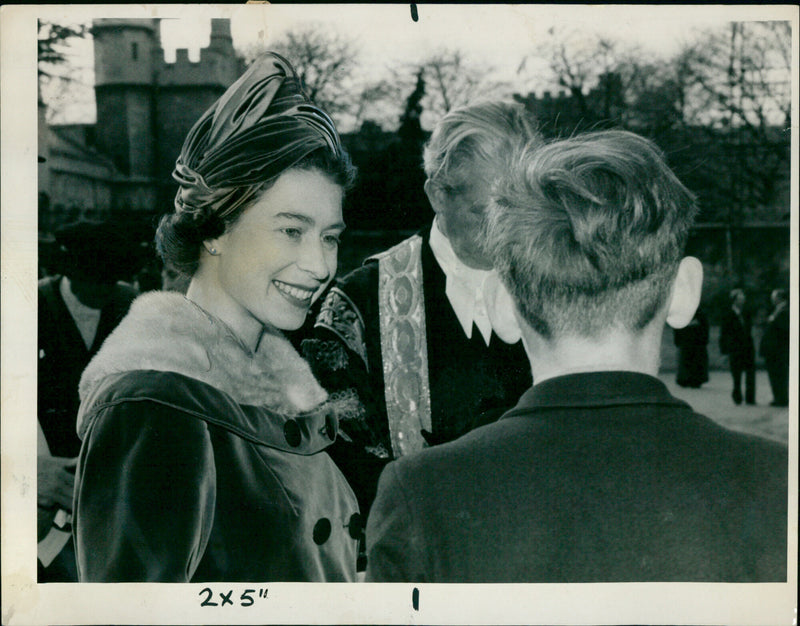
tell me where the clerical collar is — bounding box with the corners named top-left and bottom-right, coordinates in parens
top-left (428, 218), bottom-right (521, 346)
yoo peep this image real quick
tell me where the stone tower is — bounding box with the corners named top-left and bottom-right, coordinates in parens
top-left (92, 19), bottom-right (159, 179)
top-left (155, 18), bottom-right (242, 201)
top-left (90, 18), bottom-right (243, 213)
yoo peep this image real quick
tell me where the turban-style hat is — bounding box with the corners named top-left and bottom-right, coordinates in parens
top-left (173, 52), bottom-right (344, 221)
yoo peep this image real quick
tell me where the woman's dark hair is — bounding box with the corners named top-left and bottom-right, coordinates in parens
top-left (155, 146), bottom-right (356, 277)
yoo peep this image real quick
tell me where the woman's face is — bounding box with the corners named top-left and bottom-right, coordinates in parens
top-left (206, 168), bottom-right (345, 334)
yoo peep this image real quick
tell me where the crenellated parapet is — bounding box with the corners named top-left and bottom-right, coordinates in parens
top-left (88, 17), bottom-right (243, 211)
top-left (92, 17), bottom-right (241, 89)
top-left (157, 46), bottom-right (241, 88)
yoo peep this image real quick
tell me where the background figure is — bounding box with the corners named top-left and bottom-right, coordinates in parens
top-left (133, 260), bottom-right (162, 292)
top-left (673, 307), bottom-right (709, 388)
top-left (72, 53), bottom-right (360, 582)
top-left (719, 288), bottom-right (756, 405)
top-left (760, 288), bottom-right (789, 407)
top-left (303, 100), bottom-right (541, 530)
top-left (365, 130), bottom-right (787, 583)
top-left (37, 219), bottom-right (139, 582)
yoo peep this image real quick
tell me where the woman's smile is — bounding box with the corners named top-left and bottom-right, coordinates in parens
top-left (273, 279), bottom-right (317, 306)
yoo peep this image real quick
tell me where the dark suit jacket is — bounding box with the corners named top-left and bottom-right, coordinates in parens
top-left (38, 275), bottom-right (137, 458)
top-left (760, 304), bottom-right (789, 369)
top-left (366, 371), bottom-right (788, 582)
top-left (720, 307), bottom-right (755, 367)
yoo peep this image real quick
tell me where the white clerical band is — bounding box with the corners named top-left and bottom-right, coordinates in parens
top-left (429, 218), bottom-right (521, 346)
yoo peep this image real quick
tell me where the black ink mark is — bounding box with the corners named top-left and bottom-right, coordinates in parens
top-left (412, 587), bottom-right (420, 611)
top-left (200, 587), bottom-right (269, 608)
top-left (219, 590), bottom-right (234, 606)
top-left (410, 4), bottom-right (419, 22)
top-left (199, 588), bottom-right (217, 607)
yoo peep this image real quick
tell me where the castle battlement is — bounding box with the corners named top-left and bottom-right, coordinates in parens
top-left (157, 41), bottom-right (240, 88)
top-left (87, 17), bottom-right (243, 205)
top-left (92, 17), bottom-right (239, 89)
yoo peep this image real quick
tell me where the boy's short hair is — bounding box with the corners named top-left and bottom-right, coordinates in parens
top-left (485, 130), bottom-right (699, 340)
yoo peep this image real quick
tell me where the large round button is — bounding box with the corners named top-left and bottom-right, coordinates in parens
top-left (313, 518), bottom-right (331, 545)
top-left (346, 512), bottom-right (364, 540)
top-left (284, 419), bottom-right (301, 447)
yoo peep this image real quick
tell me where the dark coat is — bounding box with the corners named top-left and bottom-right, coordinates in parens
top-left (719, 307), bottom-right (755, 368)
top-left (760, 304), bottom-right (789, 369)
top-left (304, 227), bottom-right (531, 515)
top-left (38, 275), bottom-right (137, 458)
top-left (673, 309), bottom-right (709, 387)
top-left (760, 303), bottom-right (790, 405)
top-left (366, 372), bottom-right (788, 583)
top-left (74, 292), bottom-right (360, 582)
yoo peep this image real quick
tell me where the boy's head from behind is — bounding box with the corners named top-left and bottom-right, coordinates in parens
top-left (486, 130), bottom-right (700, 342)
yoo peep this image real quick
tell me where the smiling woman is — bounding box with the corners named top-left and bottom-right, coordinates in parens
top-left (191, 168), bottom-right (346, 347)
top-left (70, 52), bottom-right (362, 583)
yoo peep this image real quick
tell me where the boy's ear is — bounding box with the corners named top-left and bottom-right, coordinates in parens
top-left (666, 257), bottom-right (703, 329)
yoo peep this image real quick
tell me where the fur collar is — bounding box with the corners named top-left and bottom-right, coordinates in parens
top-left (79, 291), bottom-right (330, 424)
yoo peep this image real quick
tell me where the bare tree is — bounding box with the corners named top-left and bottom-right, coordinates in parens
top-left (679, 21), bottom-right (791, 131)
top-left (372, 48), bottom-right (509, 130)
top-left (521, 26), bottom-right (657, 123)
top-left (420, 49), bottom-right (509, 120)
top-left (241, 24), bottom-right (362, 124)
top-left (529, 28), bottom-right (607, 107)
top-left (38, 20), bottom-right (94, 123)
top-left (666, 22), bottom-right (792, 283)
top-left (350, 79), bottom-right (402, 130)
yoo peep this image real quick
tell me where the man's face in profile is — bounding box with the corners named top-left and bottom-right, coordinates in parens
top-left (434, 171), bottom-right (494, 271)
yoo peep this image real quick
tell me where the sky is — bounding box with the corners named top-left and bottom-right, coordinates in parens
top-left (38, 4), bottom-right (792, 128)
top-left (170, 4), bottom-right (743, 66)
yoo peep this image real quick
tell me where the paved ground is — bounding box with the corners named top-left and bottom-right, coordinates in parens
top-left (658, 369), bottom-right (790, 444)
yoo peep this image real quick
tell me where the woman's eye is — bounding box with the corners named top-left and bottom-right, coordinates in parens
top-left (322, 234), bottom-right (341, 247)
top-left (280, 227), bottom-right (303, 240)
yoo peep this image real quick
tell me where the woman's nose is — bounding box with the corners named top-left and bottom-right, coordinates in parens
top-left (299, 238), bottom-right (332, 281)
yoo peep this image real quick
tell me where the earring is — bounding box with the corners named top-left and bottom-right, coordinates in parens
top-left (208, 246), bottom-right (218, 255)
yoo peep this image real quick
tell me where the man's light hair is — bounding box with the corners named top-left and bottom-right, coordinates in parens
top-left (485, 130), bottom-right (699, 340)
top-left (423, 99), bottom-right (541, 196)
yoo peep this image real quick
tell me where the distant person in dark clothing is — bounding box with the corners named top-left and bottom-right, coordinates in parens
top-left (673, 307), bottom-right (709, 388)
top-left (719, 288), bottom-right (756, 405)
top-left (133, 261), bottom-right (162, 292)
top-left (366, 130), bottom-right (787, 583)
top-left (760, 288), bottom-right (789, 407)
top-left (38, 219), bottom-right (139, 582)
